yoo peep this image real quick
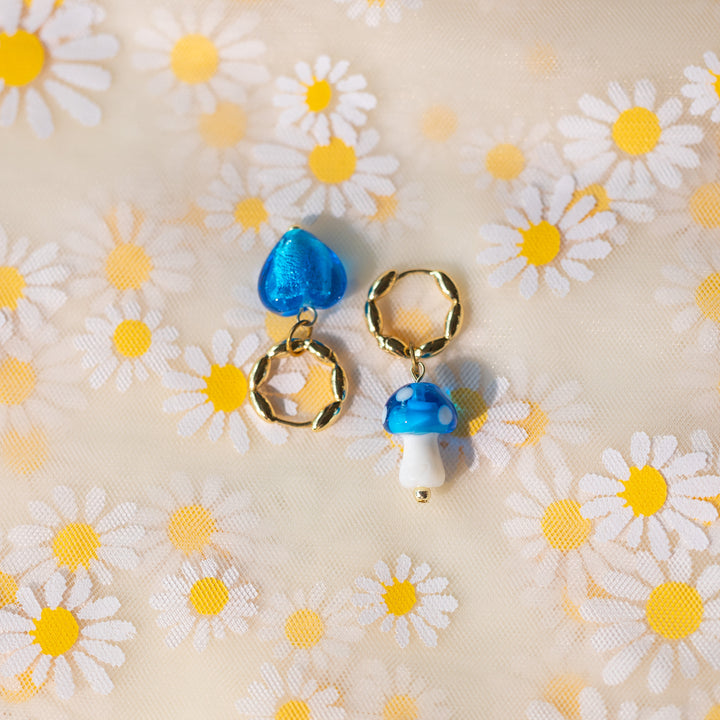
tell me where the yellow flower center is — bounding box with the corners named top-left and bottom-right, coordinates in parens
top-left (265, 313), bottom-right (295, 343)
top-left (0, 30), bottom-right (45, 87)
top-left (368, 0), bottom-right (385, 6)
top-left (203, 363), bottom-right (248, 413)
top-left (293, 365), bottom-right (335, 417)
top-left (0, 266), bottom-right (25, 310)
top-left (690, 183), bottom-right (720, 229)
top-left (646, 581), bottom-right (703, 640)
top-left (618, 465), bottom-right (667, 517)
top-left (189, 576), bottom-right (229, 616)
top-left (450, 387), bottom-right (488, 437)
top-left (543, 675), bottom-right (585, 720)
top-left (167, 504), bottom-right (216, 555)
top-left (234, 197), bottom-right (268, 232)
top-left (370, 192), bottom-right (399, 223)
top-left (113, 319), bottom-right (152, 358)
top-left (518, 221), bottom-right (561, 266)
top-left (541, 499), bottom-right (592, 552)
top-left (275, 700), bottom-right (311, 720)
top-left (383, 694), bottom-right (419, 720)
top-left (199, 101), bottom-right (247, 148)
top-left (513, 401), bottom-right (549, 446)
top-left (485, 143), bottom-right (525, 181)
top-left (0, 668), bottom-right (42, 703)
top-left (612, 106), bottom-right (662, 156)
top-left (0, 427), bottom-right (48, 475)
top-left (105, 243), bottom-right (153, 291)
top-left (284, 608), bottom-right (325, 649)
top-left (305, 79), bottom-right (332, 113)
top-left (30, 607), bottom-right (79, 657)
top-left (695, 272), bottom-right (720, 322)
top-left (420, 104), bottom-right (458, 143)
top-left (0, 570), bottom-right (18, 607)
top-left (308, 137), bottom-right (357, 184)
top-left (0, 358), bottom-right (36, 406)
top-left (382, 578), bottom-right (417, 616)
top-left (705, 705), bottom-right (720, 720)
top-left (389, 307), bottom-right (433, 348)
top-left (52, 523), bottom-right (101, 572)
top-left (170, 34), bottom-right (218, 84)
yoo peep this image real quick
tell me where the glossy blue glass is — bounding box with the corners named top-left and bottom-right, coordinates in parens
top-left (258, 227), bottom-right (347, 317)
top-left (383, 382), bottom-right (457, 435)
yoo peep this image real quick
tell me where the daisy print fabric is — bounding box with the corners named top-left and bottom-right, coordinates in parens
top-left (11, 0), bottom-right (720, 717)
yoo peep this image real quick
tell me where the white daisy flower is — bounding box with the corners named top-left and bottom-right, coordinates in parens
top-left (647, 154), bottom-right (720, 244)
top-left (136, 473), bottom-right (278, 580)
top-left (558, 78), bottom-right (703, 189)
top-left (162, 329), bottom-right (303, 454)
top-left (133, 4), bottom-right (269, 115)
top-left (2, 485), bottom-right (144, 585)
top-left (434, 360), bottom-right (529, 472)
top-left (527, 684), bottom-right (681, 720)
top-left (688, 684), bottom-right (720, 719)
top-left (0, 324), bottom-right (85, 435)
top-left (352, 553), bottom-right (457, 649)
top-left (655, 237), bottom-right (720, 352)
top-left (74, 301), bottom-right (180, 392)
top-left (505, 450), bottom-right (634, 599)
top-left (0, 226), bottom-right (69, 333)
top-left (582, 549), bottom-right (720, 692)
top-left (150, 557), bottom-right (257, 652)
top-left (333, 0), bottom-right (422, 27)
top-left (353, 178), bottom-right (426, 242)
top-left (460, 119), bottom-right (557, 199)
top-left (682, 51), bottom-right (720, 123)
top-left (66, 201), bottom-right (194, 312)
top-left (254, 125), bottom-right (399, 219)
top-left (346, 659), bottom-right (451, 720)
top-left (580, 431), bottom-right (720, 560)
top-left (235, 662), bottom-right (344, 720)
top-left (504, 357), bottom-right (593, 483)
top-left (275, 55), bottom-right (376, 144)
top-left (258, 582), bottom-right (362, 672)
top-left (224, 280), bottom-right (366, 354)
top-left (0, 0), bottom-right (118, 139)
top-left (478, 174), bottom-right (616, 298)
top-left (0, 571), bottom-right (135, 699)
top-left (197, 164), bottom-right (298, 249)
top-left (678, 344), bottom-right (720, 417)
top-left (159, 89), bottom-right (275, 177)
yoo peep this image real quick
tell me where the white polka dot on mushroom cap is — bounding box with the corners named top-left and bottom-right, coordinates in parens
top-left (438, 405), bottom-right (453, 425)
top-left (396, 386), bottom-right (414, 402)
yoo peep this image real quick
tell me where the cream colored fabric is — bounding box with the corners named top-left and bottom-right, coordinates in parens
top-left (3, 1), bottom-right (720, 719)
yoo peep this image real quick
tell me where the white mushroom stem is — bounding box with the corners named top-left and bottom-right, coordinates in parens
top-left (398, 433), bottom-right (446, 489)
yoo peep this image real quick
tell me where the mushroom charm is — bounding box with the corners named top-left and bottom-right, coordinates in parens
top-left (383, 382), bottom-right (458, 502)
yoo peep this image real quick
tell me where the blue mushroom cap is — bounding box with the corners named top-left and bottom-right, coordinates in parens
top-left (383, 382), bottom-right (457, 435)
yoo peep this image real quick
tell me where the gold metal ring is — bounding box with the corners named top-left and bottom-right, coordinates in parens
top-left (249, 337), bottom-right (347, 431)
top-left (365, 269), bottom-right (462, 361)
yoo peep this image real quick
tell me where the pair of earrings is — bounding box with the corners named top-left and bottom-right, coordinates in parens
top-left (249, 227), bottom-right (463, 504)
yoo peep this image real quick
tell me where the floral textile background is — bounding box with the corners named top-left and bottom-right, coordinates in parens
top-left (4, 0), bottom-right (720, 718)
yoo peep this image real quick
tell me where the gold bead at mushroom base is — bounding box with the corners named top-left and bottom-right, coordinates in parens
top-left (414, 487), bottom-right (431, 503)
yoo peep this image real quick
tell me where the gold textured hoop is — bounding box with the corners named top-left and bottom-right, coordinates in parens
top-left (249, 337), bottom-right (347, 431)
top-left (365, 269), bottom-right (463, 361)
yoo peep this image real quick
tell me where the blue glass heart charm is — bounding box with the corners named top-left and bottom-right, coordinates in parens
top-left (258, 227), bottom-right (347, 316)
